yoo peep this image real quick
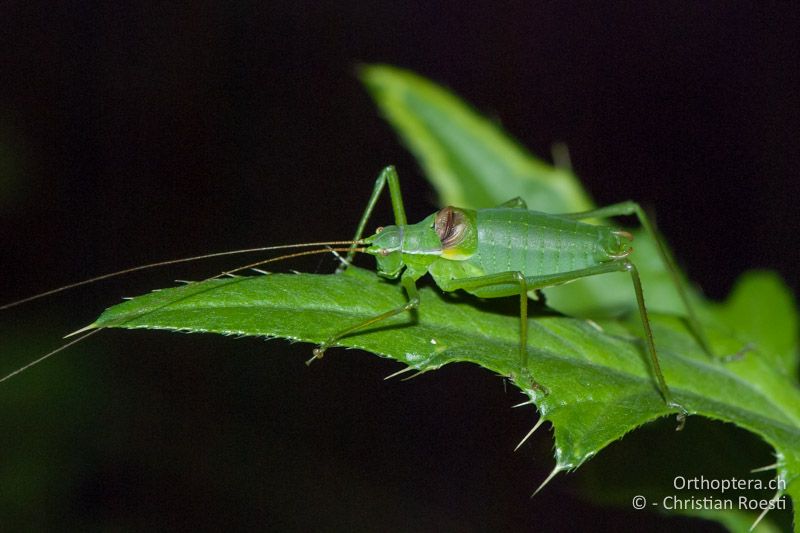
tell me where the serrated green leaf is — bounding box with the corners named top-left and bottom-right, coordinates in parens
top-left (94, 266), bottom-right (799, 528)
top-left (713, 271), bottom-right (798, 379)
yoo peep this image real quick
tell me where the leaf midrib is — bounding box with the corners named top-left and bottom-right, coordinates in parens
top-left (108, 281), bottom-right (800, 431)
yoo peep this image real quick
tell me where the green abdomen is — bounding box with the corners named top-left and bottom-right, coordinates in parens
top-left (471, 208), bottom-right (617, 276)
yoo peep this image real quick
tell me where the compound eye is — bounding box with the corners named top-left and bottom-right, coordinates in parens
top-left (375, 226), bottom-right (384, 234)
top-left (434, 207), bottom-right (467, 249)
top-left (379, 248), bottom-right (390, 256)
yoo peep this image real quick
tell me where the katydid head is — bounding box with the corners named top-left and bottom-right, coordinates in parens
top-left (363, 225), bottom-right (407, 277)
top-left (363, 206), bottom-right (478, 278)
top-left (363, 215), bottom-right (438, 278)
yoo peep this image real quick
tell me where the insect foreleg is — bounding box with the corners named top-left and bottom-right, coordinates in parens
top-left (339, 166), bottom-right (407, 272)
top-left (308, 273), bottom-right (421, 364)
top-left (559, 201), bottom-right (713, 359)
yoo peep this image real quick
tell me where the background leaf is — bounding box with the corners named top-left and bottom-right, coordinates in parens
top-left (713, 271), bottom-right (799, 378)
top-left (361, 64), bottom-right (697, 319)
top-left (360, 64), bottom-right (593, 214)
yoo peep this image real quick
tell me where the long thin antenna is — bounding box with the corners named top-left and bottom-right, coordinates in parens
top-left (1, 240), bottom-right (363, 310)
top-left (0, 328), bottom-right (103, 384)
top-left (196, 247), bottom-right (368, 282)
top-left (1, 245), bottom-right (368, 384)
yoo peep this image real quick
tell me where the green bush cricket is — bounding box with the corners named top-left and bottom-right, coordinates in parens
top-left (2, 165), bottom-right (713, 426)
top-left (315, 166), bottom-right (714, 422)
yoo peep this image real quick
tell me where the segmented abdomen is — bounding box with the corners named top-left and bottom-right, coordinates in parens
top-left (473, 208), bottom-right (616, 276)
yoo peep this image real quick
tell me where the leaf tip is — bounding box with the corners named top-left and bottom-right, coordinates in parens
top-left (63, 322), bottom-right (98, 338)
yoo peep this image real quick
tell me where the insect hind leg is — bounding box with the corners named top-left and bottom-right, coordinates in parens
top-left (558, 200), bottom-right (715, 360)
top-left (446, 262), bottom-right (686, 417)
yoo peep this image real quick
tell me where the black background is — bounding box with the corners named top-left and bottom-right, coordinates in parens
top-left (1, 3), bottom-right (797, 531)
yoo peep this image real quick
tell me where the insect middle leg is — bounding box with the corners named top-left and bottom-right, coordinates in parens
top-left (436, 270), bottom-right (547, 392)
